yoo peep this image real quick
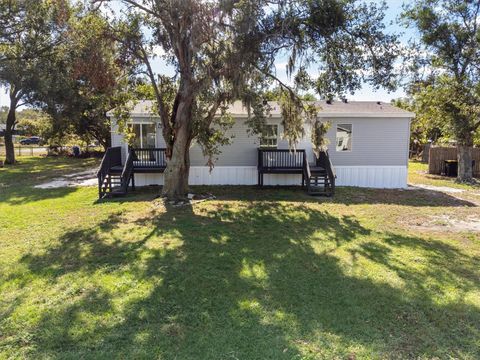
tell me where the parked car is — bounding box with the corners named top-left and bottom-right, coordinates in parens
top-left (19, 136), bottom-right (42, 145)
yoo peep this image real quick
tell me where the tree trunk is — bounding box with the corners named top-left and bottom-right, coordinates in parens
top-left (162, 92), bottom-right (194, 201)
top-left (457, 142), bottom-right (473, 182)
top-left (89, 117), bottom-right (111, 151)
top-left (163, 123), bottom-right (191, 200)
top-left (94, 132), bottom-right (110, 151)
top-left (421, 143), bottom-right (430, 163)
top-left (4, 93), bottom-right (18, 165)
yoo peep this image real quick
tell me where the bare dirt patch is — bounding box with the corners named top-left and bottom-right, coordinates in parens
top-left (408, 214), bottom-right (480, 233)
top-left (408, 184), bottom-right (480, 206)
top-left (409, 184), bottom-right (466, 193)
top-left (34, 169), bottom-right (97, 189)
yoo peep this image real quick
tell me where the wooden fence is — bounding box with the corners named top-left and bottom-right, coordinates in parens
top-left (428, 146), bottom-right (480, 176)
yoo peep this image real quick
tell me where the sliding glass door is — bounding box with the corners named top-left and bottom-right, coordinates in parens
top-left (129, 123), bottom-right (156, 148)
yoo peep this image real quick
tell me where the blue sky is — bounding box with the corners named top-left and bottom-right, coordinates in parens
top-left (0, 0), bottom-right (416, 108)
top-left (351, 0), bottom-right (416, 101)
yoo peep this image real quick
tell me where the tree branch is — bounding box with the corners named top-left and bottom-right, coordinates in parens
top-left (138, 44), bottom-right (169, 124)
top-left (200, 93), bottom-right (228, 132)
top-left (253, 64), bottom-right (311, 113)
top-left (93, 0), bottom-right (161, 17)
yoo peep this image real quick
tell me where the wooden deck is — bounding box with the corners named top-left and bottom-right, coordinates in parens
top-left (257, 149), bottom-right (306, 186)
top-left (97, 147), bottom-right (167, 198)
top-left (98, 147), bottom-right (335, 198)
top-left (130, 148), bottom-right (167, 172)
top-left (257, 148), bottom-right (335, 195)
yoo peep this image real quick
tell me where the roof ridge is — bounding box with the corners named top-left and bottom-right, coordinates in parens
top-left (113, 99), bottom-right (414, 117)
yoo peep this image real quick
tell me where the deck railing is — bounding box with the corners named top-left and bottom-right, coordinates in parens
top-left (257, 148), bottom-right (305, 170)
top-left (325, 153), bottom-right (336, 192)
top-left (131, 148), bottom-right (167, 169)
top-left (303, 154), bottom-right (311, 179)
top-left (120, 150), bottom-right (134, 192)
top-left (315, 150), bottom-right (336, 194)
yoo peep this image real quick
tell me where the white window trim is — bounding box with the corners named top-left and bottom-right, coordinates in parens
top-left (336, 123), bottom-right (353, 152)
top-left (260, 124), bottom-right (279, 148)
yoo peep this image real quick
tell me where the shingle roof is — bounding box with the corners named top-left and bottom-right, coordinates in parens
top-left (116, 99), bottom-right (414, 118)
top-left (267, 100), bottom-right (413, 117)
top-left (314, 100), bottom-right (413, 115)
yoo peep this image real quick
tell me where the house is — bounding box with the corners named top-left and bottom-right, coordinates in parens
top-left (98, 100), bottom-right (413, 198)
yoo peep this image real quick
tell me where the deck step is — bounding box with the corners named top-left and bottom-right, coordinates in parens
top-left (305, 171), bottom-right (333, 196)
top-left (99, 173), bottom-right (130, 198)
top-left (97, 151), bottom-right (134, 199)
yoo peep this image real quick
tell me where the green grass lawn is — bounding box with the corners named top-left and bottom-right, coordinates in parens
top-left (1, 157), bottom-right (479, 359)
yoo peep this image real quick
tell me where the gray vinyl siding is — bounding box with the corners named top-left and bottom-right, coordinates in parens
top-left (188, 117), bottom-right (315, 166)
top-left (324, 117), bottom-right (410, 166)
top-left (111, 115), bottom-right (411, 167)
top-left (189, 118), bottom-right (275, 166)
top-left (111, 122), bottom-right (124, 148)
top-left (111, 122), bottom-right (127, 161)
top-left (116, 116), bottom-right (269, 166)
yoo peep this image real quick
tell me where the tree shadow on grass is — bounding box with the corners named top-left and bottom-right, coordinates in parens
top-left (0, 187), bottom-right (81, 205)
top-left (103, 185), bottom-right (478, 208)
top-left (14, 202), bottom-right (480, 358)
top-left (19, 212), bottom-right (134, 279)
top-left (93, 185), bottom-right (163, 205)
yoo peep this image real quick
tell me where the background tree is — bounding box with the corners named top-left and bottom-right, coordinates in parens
top-left (15, 109), bottom-right (52, 139)
top-left (0, 0), bottom-right (70, 164)
top-left (99, 0), bottom-right (399, 200)
top-left (31, 9), bottom-right (135, 150)
top-left (393, 97), bottom-right (445, 158)
top-left (402, 0), bottom-right (480, 182)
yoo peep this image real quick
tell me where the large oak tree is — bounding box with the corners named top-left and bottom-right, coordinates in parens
top-left (0, 0), bottom-right (70, 164)
top-left (100, 0), bottom-right (399, 200)
top-left (402, 0), bottom-right (480, 182)
top-left (33, 10), bottom-right (135, 150)
top-left (1, 1), bottom-right (135, 155)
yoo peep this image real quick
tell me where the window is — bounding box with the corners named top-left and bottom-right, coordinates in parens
top-left (260, 124), bottom-right (278, 148)
top-left (336, 124), bottom-right (352, 151)
top-left (129, 123), bottom-right (156, 148)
